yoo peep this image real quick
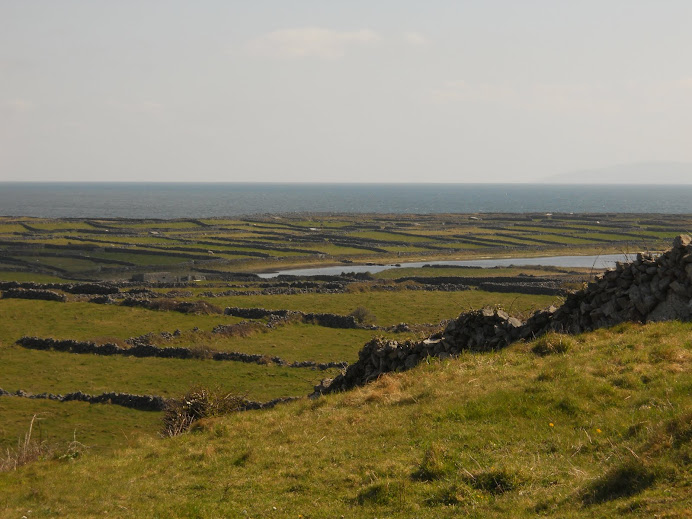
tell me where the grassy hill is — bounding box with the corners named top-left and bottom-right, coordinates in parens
top-left (1, 320), bottom-right (689, 518)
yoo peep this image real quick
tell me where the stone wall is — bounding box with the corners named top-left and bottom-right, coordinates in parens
top-left (0, 387), bottom-right (300, 413)
top-left (224, 307), bottom-right (366, 329)
top-left (0, 281), bottom-right (119, 295)
top-left (15, 336), bottom-right (348, 371)
top-left (1, 288), bottom-right (67, 302)
top-left (316, 235), bottom-right (692, 395)
top-left (0, 387), bottom-right (165, 411)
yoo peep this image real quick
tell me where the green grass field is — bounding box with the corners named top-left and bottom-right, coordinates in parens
top-left (1, 214), bottom-right (691, 517)
top-left (203, 290), bottom-right (560, 325)
top-left (0, 321), bottom-right (689, 518)
top-left (3, 213), bottom-right (689, 279)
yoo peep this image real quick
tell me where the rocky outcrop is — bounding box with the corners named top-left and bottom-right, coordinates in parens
top-left (316, 236), bottom-right (692, 395)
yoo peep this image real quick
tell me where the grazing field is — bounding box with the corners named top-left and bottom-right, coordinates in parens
top-left (0, 214), bottom-right (691, 517)
top-left (0, 321), bottom-right (689, 517)
top-left (1, 213), bottom-right (690, 280)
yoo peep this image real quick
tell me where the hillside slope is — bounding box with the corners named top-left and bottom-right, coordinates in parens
top-left (0, 321), bottom-right (690, 518)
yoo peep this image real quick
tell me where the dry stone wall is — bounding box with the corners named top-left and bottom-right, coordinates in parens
top-left (224, 307), bottom-right (369, 329)
top-left (0, 281), bottom-right (120, 295)
top-left (0, 387), bottom-right (165, 411)
top-left (317, 235), bottom-right (692, 395)
top-left (0, 387), bottom-right (300, 413)
top-left (1, 288), bottom-right (67, 302)
top-left (16, 336), bottom-right (348, 370)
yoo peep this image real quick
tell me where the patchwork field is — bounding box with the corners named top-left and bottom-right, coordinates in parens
top-left (1, 213), bottom-right (690, 281)
top-left (0, 214), bottom-right (691, 517)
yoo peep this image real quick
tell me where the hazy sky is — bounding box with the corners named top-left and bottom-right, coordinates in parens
top-left (1, 1), bottom-right (691, 183)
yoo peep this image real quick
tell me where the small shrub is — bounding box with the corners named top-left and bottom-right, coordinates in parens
top-left (531, 333), bottom-right (573, 356)
top-left (162, 386), bottom-right (247, 437)
top-left (349, 306), bottom-right (377, 326)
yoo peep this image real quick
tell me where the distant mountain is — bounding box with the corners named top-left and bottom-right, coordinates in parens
top-left (541, 161), bottom-right (692, 184)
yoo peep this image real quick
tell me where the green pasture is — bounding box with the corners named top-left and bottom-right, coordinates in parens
top-left (22, 222), bottom-right (97, 231)
top-left (103, 221), bottom-right (202, 230)
top-left (12, 255), bottom-right (100, 273)
top-left (154, 323), bottom-right (382, 363)
top-left (0, 345), bottom-right (328, 401)
top-left (0, 321), bottom-right (689, 517)
top-left (347, 230), bottom-right (433, 243)
top-left (0, 300), bottom-right (244, 344)
top-left (511, 233), bottom-right (596, 245)
top-left (86, 250), bottom-right (193, 266)
top-left (0, 271), bottom-right (68, 283)
top-left (203, 290), bottom-right (560, 325)
top-left (0, 397), bottom-right (162, 452)
top-left (0, 224), bottom-right (30, 234)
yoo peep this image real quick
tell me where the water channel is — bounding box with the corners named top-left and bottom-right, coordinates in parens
top-left (257, 253), bottom-right (633, 278)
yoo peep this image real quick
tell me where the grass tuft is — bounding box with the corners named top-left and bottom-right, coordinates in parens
top-left (531, 332), bottom-right (574, 356)
top-left (0, 415), bottom-right (51, 471)
top-left (162, 386), bottom-right (247, 437)
top-left (465, 467), bottom-right (523, 495)
top-left (412, 442), bottom-right (450, 481)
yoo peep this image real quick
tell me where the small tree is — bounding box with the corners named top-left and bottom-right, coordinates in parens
top-left (349, 306), bottom-right (377, 326)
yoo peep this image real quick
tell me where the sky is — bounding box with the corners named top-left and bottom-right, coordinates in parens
top-left (1, 1), bottom-right (691, 183)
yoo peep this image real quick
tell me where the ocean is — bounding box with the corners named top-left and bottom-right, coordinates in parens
top-left (1, 183), bottom-right (691, 219)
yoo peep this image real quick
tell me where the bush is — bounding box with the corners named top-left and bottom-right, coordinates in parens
top-left (349, 306), bottom-right (377, 326)
top-left (162, 386), bottom-right (248, 437)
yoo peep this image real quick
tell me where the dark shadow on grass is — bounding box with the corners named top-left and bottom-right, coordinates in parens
top-left (582, 460), bottom-right (657, 505)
